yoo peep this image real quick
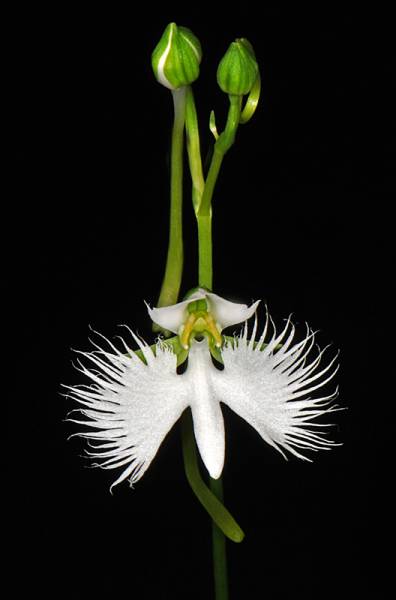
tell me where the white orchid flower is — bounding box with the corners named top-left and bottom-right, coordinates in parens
top-left (147, 288), bottom-right (260, 348)
top-left (66, 289), bottom-right (339, 491)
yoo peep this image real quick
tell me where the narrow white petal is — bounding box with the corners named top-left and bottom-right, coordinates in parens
top-left (210, 315), bottom-right (339, 461)
top-left (185, 341), bottom-right (225, 479)
top-left (66, 331), bottom-right (190, 490)
top-left (146, 291), bottom-right (206, 333)
top-left (206, 292), bottom-right (260, 330)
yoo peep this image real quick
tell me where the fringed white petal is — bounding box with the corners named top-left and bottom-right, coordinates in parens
top-left (65, 330), bottom-right (190, 491)
top-left (211, 314), bottom-right (340, 461)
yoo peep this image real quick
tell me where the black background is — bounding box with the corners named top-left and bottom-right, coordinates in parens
top-left (10, 5), bottom-right (393, 599)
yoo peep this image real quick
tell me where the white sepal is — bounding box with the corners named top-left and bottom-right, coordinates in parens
top-left (146, 289), bottom-right (206, 333)
top-left (206, 292), bottom-right (260, 331)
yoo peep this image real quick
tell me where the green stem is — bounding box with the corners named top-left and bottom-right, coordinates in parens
top-left (196, 95), bottom-right (242, 295)
top-left (197, 214), bottom-right (213, 290)
top-left (198, 94), bottom-right (242, 218)
top-left (210, 477), bottom-right (229, 600)
top-left (185, 86), bottom-right (205, 213)
top-left (184, 87), bottom-right (213, 289)
top-left (155, 86), bottom-right (186, 312)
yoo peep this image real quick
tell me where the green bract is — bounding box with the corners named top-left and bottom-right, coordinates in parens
top-left (151, 22), bottom-right (202, 90)
top-left (217, 38), bottom-right (258, 95)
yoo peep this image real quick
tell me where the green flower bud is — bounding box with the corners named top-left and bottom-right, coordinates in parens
top-left (217, 38), bottom-right (258, 95)
top-left (151, 22), bottom-right (202, 90)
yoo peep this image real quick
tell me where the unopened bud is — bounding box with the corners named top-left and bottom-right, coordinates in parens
top-left (151, 22), bottom-right (202, 90)
top-left (217, 38), bottom-right (258, 96)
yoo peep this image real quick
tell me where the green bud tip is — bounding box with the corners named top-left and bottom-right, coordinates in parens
top-left (217, 38), bottom-right (258, 96)
top-left (151, 22), bottom-right (202, 90)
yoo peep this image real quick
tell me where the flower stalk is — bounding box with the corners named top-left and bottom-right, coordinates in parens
top-left (154, 86), bottom-right (186, 325)
top-left (185, 91), bottom-right (243, 294)
top-left (185, 86), bottom-right (205, 213)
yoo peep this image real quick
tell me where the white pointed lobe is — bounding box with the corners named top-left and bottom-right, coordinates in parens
top-left (205, 292), bottom-right (260, 331)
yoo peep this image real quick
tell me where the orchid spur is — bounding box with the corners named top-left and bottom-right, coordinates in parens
top-left (66, 288), bottom-right (339, 492)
